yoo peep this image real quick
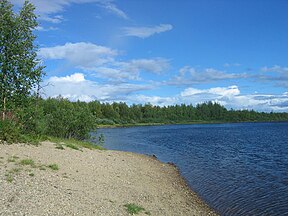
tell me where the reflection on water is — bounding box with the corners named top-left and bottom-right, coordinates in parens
top-left (95, 122), bottom-right (288, 216)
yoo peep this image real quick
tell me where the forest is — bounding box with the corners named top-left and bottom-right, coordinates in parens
top-left (2, 94), bottom-right (288, 143)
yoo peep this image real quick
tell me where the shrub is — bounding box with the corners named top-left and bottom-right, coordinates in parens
top-left (0, 120), bottom-right (21, 143)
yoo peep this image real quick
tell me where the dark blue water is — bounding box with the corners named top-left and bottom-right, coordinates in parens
top-left (95, 122), bottom-right (288, 216)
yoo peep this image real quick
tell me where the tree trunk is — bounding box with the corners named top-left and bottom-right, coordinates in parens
top-left (2, 96), bottom-right (6, 121)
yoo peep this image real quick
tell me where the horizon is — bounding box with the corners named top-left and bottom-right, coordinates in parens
top-left (11, 0), bottom-right (288, 112)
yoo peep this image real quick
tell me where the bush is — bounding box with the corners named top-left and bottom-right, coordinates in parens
top-left (0, 120), bottom-right (21, 143)
top-left (43, 98), bottom-right (95, 140)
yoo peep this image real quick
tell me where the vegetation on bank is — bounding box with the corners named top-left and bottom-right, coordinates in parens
top-left (3, 155), bottom-right (60, 183)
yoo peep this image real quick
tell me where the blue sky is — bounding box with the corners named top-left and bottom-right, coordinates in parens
top-left (12, 0), bottom-right (288, 111)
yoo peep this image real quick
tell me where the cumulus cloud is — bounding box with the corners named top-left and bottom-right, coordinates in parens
top-left (179, 86), bottom-right (288, 112)
top-left (181, 85), bottom-right (240, 98)
top-left (11, 0), bottom-right (128, 22)
top-left (42, 73), bottom-right (288, 112)
top-left (127, 95), bottom-right (177, 106)
top-left (43, 73), bottom-right (152, 102)
top-left (168, 66), bottom-right (248, 85)
top-left (88, 58), bottom-right (169, 81)
top-left (39, 42), bottom-right (117, 67)
top-left (257, 65), bottom-right (288, 87)
top-left (39, 43), bottom-right (170, 81)
top-left (261, 65), bottom-right (288, 74)
top-left (122, 24), bottom-right (173, 38)
top-left (49, 73), bottom-right (85, 83)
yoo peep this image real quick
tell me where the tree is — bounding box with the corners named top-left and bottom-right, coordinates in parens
top-left (0, 0), bottom-right (44, 121)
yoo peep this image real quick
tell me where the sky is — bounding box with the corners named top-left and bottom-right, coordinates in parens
top-left (11, 0), bottom-right (288, 112)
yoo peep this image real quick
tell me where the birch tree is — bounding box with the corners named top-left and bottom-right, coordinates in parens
top-left (0, 0), bottom-right (44, 121)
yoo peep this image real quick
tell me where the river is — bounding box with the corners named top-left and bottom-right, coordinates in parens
top-left (95, 122), bottom-right (288, 215)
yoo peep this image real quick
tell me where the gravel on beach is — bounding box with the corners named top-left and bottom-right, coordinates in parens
top-left (0, 141), bottom-right (217, 216)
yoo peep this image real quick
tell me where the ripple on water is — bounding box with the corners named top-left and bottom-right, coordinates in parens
top-left (97, 122), bottom-right (288, 216)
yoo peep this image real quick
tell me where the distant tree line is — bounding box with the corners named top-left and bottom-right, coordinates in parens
top-left (3, 93), bottom-right (288, 143)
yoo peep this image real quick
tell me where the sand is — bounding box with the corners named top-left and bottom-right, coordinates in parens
top-left (0, 141), bottom-right (218, 216)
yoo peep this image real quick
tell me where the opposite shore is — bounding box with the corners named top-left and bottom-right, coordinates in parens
top-left (0, 141), bottom-right (217, 215)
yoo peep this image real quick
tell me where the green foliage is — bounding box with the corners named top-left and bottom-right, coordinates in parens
top-left (0, 0), bottom-right (45, 144)
top-left (0, 119), bottom-right (21, 143)
top-left (44, 97), bottom-right (95, 140)
top-left (65, 143), bottom-right (80, 151)
top-left (0, 0), bottom-right (44, 120)
top-left (47, 164), bottom-right (59, 171)
top-left (19, 159), bottom-right (35, 166)
top-left (124, 203), bottom-right (146, 215)
top-left (48, 136), bottom-right (104, 150)
top-left (5, 174), bottom-right (13, 183)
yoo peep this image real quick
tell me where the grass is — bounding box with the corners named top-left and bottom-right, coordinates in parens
top-left (65, 143), bottom-right (80, 151)
top-left (124, 203), bottom-right (146, 215)
top-left (48, 136), bottom-right (105, 151)
top-left (47, 163), bottom-right (59, 171)
top-left (5, 174), bottom-right (13, 183)
top-left (7, 158), bottom-right (16, 163)
top-left (9, 167), bottom-right (22, 174)
top-left (19, 159), bottom-right (35, 166)
top-left (55, 144), bottom-right (65, 150)
top-left (4, 155), bottom-right (59, 183)
top-left (39, 165), bottom-right (46, 170)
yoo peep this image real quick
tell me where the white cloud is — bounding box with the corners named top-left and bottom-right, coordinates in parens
top-left (11, 0), bottom-right (128, 22)
top-left (261, 65), bottom-right (288, 74)
top-left (90, 67), bottom-right (139, 81)
top-left (258, 65), bottom-right (288, 87)
top-left (179, 86), bottom-right (288, 112)
top-left (39, 42), bottom-right (118, 67)
top-left (42, 73), bottom-right (288, 112)
top-left (181, 85), bottom-right (240, 98)
top-left (49, 73), bottom-right (85, 83)
top-left (127, 95), bottom-right (177, 106)
top-left (122, 24), bottom-right (173, 38)
top-left (169, 66), bottom-right (248, 85)
top-left (35, 26), bottom-right (58, 31)
top-left (126, 58), bottom-right (170, 74)
top-left (99, 1), bottom-right (128, 19)
top-left (43, 73), bottom-right (152, 102)
top-left (90, 58), bottom-right (169, 81)
top-left (39, 42), bottom-right (170, 81)
top-left (223, 63), bottom-right (241, 67)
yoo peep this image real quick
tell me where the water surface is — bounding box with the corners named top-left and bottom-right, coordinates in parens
top-left (95, 122), bottom-right (288, 215)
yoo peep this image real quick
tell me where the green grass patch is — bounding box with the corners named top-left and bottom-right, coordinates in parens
top-left (47, 163), bottom-right (59, 171)
top-left (65, 143), bottom-right (80, 151)
top-left (7, 158), bottom-right (16, 163)
top-left (29, 173), bottom-right (34, 177)
top-left (5, 174), bottom-right (13, 183)
top-left (55, 144), bottom-right (65, 150)
top-left (9, 168), bottom-right (22, 174)
top-left (48, 136), bottom-right (105, 151)
top-left (124, 203), bottom-right (146, 215)
top-left (19, 159), bottom-right (35, 166)
top-left (39, 165), bottom-right (46, 170)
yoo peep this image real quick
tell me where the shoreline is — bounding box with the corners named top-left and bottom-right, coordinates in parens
top-left (96, 120), bottom-right (288, 129)
top-left (0, 141), bottom-right (218, 215)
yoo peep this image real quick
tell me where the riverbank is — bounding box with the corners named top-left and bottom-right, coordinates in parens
top-left (0, 141), bottom-right (217, 215)
top-left (96, 120), bottom-right (288, 129)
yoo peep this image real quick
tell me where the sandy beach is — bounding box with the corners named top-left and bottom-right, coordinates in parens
top-left (0, 141), bottom-right (217, 216)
